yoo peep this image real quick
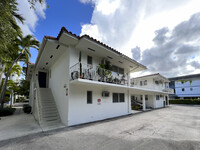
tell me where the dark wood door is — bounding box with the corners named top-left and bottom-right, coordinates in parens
top-left (38, 72), bottom-right (47, 88)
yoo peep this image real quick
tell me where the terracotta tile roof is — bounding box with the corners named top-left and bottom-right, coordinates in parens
top-left (44, 27), bottom-right (146, 69)
top-left (44, 36), bottom-right (57, 40)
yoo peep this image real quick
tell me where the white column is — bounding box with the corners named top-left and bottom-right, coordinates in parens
top-left (142, 94), bottom-right (146, 111)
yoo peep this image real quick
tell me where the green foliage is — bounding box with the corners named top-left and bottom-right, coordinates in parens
top-left (0, 107), bottom-right (16, 116)
top-left (177, 80), bottom-right (192, 85)
top-left (131, 104), bottom-right (142, 110)
top-left (0, 0), bottom-right (23, 59)
top-left (18, 79), bottom-right (30, 97)
top-left (169, 100), bottom-right (200, 105)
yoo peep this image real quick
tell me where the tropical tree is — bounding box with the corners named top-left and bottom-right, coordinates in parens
top-left (0, 0), bottom-right (24, 57)
top-left (0, 35), bottom-right (39, 109)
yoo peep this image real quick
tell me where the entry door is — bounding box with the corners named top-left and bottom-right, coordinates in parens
top-left (38, 72), bottom-right (47, 88)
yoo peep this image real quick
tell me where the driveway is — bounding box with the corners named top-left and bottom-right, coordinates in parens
top-left (0, 105), bottom-right (200, 150)
top-left (0, 107), bottom-right (42, 141)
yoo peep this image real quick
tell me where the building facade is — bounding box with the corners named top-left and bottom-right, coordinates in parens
top-left (131, 73), bottom-right (173, 108)
top-left (27, 27), bottom-right (173, 128)
top-left (169, 74), bottom-right (200, 99)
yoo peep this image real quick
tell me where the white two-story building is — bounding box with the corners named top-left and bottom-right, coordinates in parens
top-left (27, 27), bottom-right (173, 129)
top-left (130, 73), bottom-right (173, 108)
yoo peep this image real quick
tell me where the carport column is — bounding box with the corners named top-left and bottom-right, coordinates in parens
top-left (142, 94), bottom-right (146, 111)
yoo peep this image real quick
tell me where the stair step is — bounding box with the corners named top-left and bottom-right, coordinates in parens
top-left (42, 113), bottom-right (59, 118)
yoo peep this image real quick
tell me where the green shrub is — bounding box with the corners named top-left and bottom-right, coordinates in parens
top-left (0, 107), bottom-right (16, 117)
top-left (169, 100), bottom-right (200, 105)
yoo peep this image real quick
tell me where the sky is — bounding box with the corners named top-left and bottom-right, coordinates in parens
top-left (17, 0), bottom-right (200, 78)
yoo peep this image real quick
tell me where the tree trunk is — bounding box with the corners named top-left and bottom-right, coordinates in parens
top-left (0, 53), bottom-right (23, 109)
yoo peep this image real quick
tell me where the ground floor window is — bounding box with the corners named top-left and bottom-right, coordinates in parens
top-left (87, 91), bottom-right (92, 104)
top-left (156, 95), bottom-right (160, 100)
top-left (113, 93), bottom-right (125, 103)
top-left (145, 95), bottom-right (148, 100)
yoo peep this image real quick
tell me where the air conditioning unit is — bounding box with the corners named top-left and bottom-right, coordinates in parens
top-left (102, 91), bottom-right (109, 97)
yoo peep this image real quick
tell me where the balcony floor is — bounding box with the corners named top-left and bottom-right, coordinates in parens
top-left (70, 79), bottom-right (172, 94)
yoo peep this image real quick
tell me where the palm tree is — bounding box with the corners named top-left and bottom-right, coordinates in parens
top-left (0, 35), bottom-right (39, 109)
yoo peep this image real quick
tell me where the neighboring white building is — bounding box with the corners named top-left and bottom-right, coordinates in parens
top-left (169, 74), bottom-right (200, 99)
top-left (27, 27), bottom-right (173, 128)
top-left (131, 73), bottom-right (173, 108)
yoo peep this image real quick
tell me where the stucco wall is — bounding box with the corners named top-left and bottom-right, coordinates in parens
top-left (175, 79), bottom-right (200, 97)
top-left (68, 84), bottom-right (130, 126)
top-left (49, 49), bottom-right (69, 125)
top-left (155, 95), bottom-right (165, 108)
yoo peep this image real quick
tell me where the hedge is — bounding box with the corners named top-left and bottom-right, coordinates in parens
top-left (0, 108), bottom-right (16, 117)
top-left (169, 100), bottom-right (200, 105)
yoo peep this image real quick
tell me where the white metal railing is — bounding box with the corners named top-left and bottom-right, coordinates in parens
top-left (70, 62), bottom-right (128, 85)
top-left (34, 78), bottom-right (42, 123)
top-left (162, 88), bottom-right (174, 94)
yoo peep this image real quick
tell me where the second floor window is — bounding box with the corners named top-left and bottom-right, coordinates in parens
top-left (182, 88), bottom-right (185, 92)
top-left (112, 65), bottom-right (124, 74)
top-left (87, 56), bottom-right (92, 65)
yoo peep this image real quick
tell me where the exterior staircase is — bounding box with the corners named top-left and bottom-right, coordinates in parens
top-left (38, 88), bottom-right (65, 131)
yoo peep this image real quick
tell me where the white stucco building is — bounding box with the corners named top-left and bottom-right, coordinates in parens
top-left (27, 27), bottom-right (173, 128)
top-left (131, 73), bottom-right (173, 108)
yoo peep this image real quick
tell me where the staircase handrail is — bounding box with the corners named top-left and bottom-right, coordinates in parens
top-left (35, 78), bottom-right (42, 123)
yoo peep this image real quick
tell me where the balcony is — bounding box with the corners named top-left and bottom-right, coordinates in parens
top-left (162, 88), bottom-right (174, 94)
top-left (70, 62), bottom-right (128, 86)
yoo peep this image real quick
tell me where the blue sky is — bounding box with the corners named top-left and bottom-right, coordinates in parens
top-left (29, 0), bottom-right (93, 63)
top-left (17, 0), bottom-right (200, 77)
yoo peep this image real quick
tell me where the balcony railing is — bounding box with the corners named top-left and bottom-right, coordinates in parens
top-left (162, 88), bottom-right (174, 94)
top-left (70, 62), bottom-right (128, 85)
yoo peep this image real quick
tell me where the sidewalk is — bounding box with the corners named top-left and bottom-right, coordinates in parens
top-left (0, 107), bottom-right (42, 141)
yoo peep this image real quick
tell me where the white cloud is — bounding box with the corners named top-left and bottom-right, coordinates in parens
top-left (17, 0), bottom-right (47, 35)
top-left (80, 0), bottom-right (200, 77)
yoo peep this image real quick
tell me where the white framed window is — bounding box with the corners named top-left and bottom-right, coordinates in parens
top-left (87, 91), bottom-right (92, 104)
top-left (156, 95), bottom-right (160, 100)
top-left (182, 88), bottom-right (185, 92)
top-left (87, 56), bottom-right (93, 65)
top-left (144, 80), bottom-right (147, 85)
top-left (113, 93), bottom-right (125, 103)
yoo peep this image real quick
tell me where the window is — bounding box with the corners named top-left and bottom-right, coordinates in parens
top-left (156, 95), bottom-right (160, 100)
top-left (140, 95), bottom-right (143, 100)
top-left (155, 81), bottom-right (159, 85)
top-left (113, 93), bottom-right (118, 103)
top-left (140, 81), bottom-right (143, 86)
top-left (112, 65), bottom-right (124, 74)
top-left (182, 88), bottom-right (185, 92)
top-left (145, 95), bottom-right (148, 100)
top-left (190, 88), bottom-right (193, 91)
top-left (87, 91), bottom-right (92, 104)
top-left (119, 93), bottom-right (125, 102)
top-left (87, 56), bottom-right (92, 65)
top-left (144, 80), bottom-right (147, 85)
top-left (113, 93), bottom-right (125, 103)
